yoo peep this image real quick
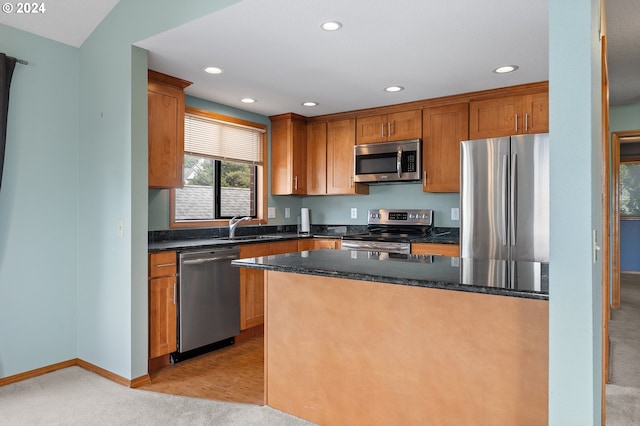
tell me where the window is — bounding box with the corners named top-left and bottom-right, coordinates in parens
top-left (620, 160), bottom-right (640, 217)
top-left (170, 107), bottom-right (267, 228)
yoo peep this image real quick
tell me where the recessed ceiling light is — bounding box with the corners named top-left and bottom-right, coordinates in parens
top-left (494, 65), bottom-right (519, 74)
top-left (302, 101), bottom-right (318, 107)
top-left (204, 66), bottom-right (224, 74)
top-left (240, 98), bottom-right (257, 104)
top-left (384, 86), bottom-right (405, 93)
top-left (321, 21), bottom-right (342, 31)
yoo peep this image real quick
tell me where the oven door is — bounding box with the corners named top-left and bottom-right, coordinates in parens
top-left (341, 239), bottom-right (411, 254)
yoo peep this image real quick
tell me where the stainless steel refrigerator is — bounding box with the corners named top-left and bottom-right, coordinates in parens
top-left (460, 133), bottom-right (549, 290)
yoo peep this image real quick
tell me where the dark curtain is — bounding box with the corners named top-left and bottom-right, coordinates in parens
top-left (0, 53), bottom-right (17, 192)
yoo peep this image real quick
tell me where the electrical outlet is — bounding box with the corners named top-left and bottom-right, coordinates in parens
top-left (285, 207), bottom-right (291, 218)
top-left (351, 207), bottom-right (357, 219)
top-left (451, 207), bottom-right (459, 221)
top-left (267, 207), bottom-right (276, 218)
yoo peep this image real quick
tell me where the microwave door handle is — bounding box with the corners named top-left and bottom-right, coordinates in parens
top-left (397, 148), bottom-right (403, 178)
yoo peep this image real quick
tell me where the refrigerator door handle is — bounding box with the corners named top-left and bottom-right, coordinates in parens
top-left (511, 154), bottom-right (518, 246)
top-left (502, 154), bottom-right (508, 246)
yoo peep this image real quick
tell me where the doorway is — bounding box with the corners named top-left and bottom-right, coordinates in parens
top-left (612, 131), bottom-right (640, 308)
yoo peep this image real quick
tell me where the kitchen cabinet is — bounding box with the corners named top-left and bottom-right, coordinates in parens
top-left (148, 251), bottom-right (177, 366)
top-left (306, 119), bottom-right (368, 195)
top-left (306, 122), bottom-right (327, 195)
top-left (469, 91), bottom-right (548, 139)
top-left (411, 243), bottom-right (460, 257)
top-left (239, 244), bottom-right (270, 330)
top-left (271, 113), bottom-right (307, 195)
top-left (422, 103), bottom-right (469, 193)
top-left (239, 239), bottom-right (301, 331)
top-left (327, 118), bottom-right (369, 195)
top-left (356, 109), bottom-right (422, 144)
top-left (298, 238), bottom-right (342, 251)
top-left (147, 70), bottom-right (192, 188)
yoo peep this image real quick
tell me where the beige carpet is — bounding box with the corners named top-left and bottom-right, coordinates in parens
top-left (0, 367), bottom-right (315, 426)
top-left (606, 272), bottom-right (640, 425)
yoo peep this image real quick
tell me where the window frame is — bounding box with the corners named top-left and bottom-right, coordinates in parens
top-left (170, 106), bottom-right (268, 228)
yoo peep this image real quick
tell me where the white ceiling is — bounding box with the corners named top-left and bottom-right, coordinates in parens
top-left (1, 0), bottom-right (638, 116)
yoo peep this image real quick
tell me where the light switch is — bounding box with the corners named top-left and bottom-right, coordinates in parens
top-left (351, 208), bottom-right (357, 219)
top-left (451, 208), bottom-right (459, 221)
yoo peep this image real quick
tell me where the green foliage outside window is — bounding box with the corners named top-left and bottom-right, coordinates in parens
top-left (620, 162), bottom-right (640, 217)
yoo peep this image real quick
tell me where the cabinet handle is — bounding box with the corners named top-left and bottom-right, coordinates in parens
top-left (389, 121), bottom-right (393, 136)
top-left (155, 263), bottom-right (175, 268)
top-left (294, 176), bottom-right (298, 190)
top-left (525, 113), bottom-right (529, 132)
top-left (172, 283), bottom-right (176, 304)
top-left (423, 170), bottom-right (427, 186)
top-left (349, 176), bottom-right (353, 188)
top-left (381, 123), bottom-right (385, 138)
top-left (515, 114), bottom-right (519, 133)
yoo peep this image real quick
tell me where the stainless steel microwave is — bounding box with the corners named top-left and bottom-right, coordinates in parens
top-left (353, 139), bottom-right (422, 183)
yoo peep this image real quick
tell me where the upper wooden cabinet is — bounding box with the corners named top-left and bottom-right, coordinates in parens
top-left (469, 91), bottom-right (548, 139)
top-left (306, 122), bottom-right (327, 195)
top-left (422, 103), bottom-right (469, 193)
top-left (356, 110), bottom-right (422, 144)
top-left (306, 119), bottom-right (369, 195)
top-left (147, 70), bottom-right (192, 189)
top-left (271, 113), bottom-right (307, 195)
top-left (327, 118), bottom-right (369, 195)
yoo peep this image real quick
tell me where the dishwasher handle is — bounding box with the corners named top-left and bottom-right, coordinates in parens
top-left (182, 254), bottom-right (238, 265)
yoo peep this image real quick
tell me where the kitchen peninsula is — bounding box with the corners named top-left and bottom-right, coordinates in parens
top-left (233, 250), bottom-right (549, 426)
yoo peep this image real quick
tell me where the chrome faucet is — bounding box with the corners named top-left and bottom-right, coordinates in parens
top-left (229, 216), bottom-right (252, 239)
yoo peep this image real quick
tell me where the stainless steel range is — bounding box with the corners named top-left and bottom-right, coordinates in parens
top-left (341, 209), bottom-right (433, 254)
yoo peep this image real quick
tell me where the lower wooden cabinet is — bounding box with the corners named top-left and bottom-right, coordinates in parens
top-left (239, 239), bottom-right (301, 331)
top-left (298, 238), bottom-right (341, 251)
top-left (411, 243), bottom-right (460, 257)
top-left (148, 251), bottom-right (177, 362)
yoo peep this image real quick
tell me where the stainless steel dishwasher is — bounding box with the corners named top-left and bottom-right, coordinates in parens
top-left (172, 247), bottom-right (240, 362)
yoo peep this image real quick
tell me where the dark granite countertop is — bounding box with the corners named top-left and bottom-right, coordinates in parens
top-left (232, 249), bottom-right (548, 300)
top-left (148, 233), bottom-right (305, 252)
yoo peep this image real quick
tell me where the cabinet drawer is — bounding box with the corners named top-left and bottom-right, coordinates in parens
top-left (149, 251), bottom-right (177, 278)
top-left (411, 243), bottom-right (460, 257)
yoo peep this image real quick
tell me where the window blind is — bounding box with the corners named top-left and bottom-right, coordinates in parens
top-left (184, 113), bottom-right (264, 164)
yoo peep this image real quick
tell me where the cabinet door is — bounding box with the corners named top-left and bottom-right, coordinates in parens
top-left (149, 276), bottom-right (177, 358)
top-left (327, 119), bottom-right (369, 195)
top-left (469, 96), bottom-right (522, 139)
top-left (388, 110), bottom-right (422, 141)
top-left (239, 244), bottom-right (270, 330)
top-left (148, 82), bottom-right (185, 188)
top-left (307, 122), bottom-right (327, 195)
top-left (523, 92), bottom-right (549, 134)
top-left (271, 115), bottom-right (307, 195)
top-left (270, 240), bottom-right (300, 255)
top-left (313, 239), bottom-right (341, 250)
top-left (422, 103), bottom-right (469, 192)
top-left (411, 243), bottom-right (460, 257)
top-left (356, 115), bottom-right (386, 144)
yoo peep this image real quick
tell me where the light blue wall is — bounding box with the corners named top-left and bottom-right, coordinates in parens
top-left (77, 0), bottom-right (242, 380)
top-left (611, 103), bottom-right (640, 132)
top-left (0, 25), bottom-right (79, 377)
top-left (548, 0), bottom-right (602, 424)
